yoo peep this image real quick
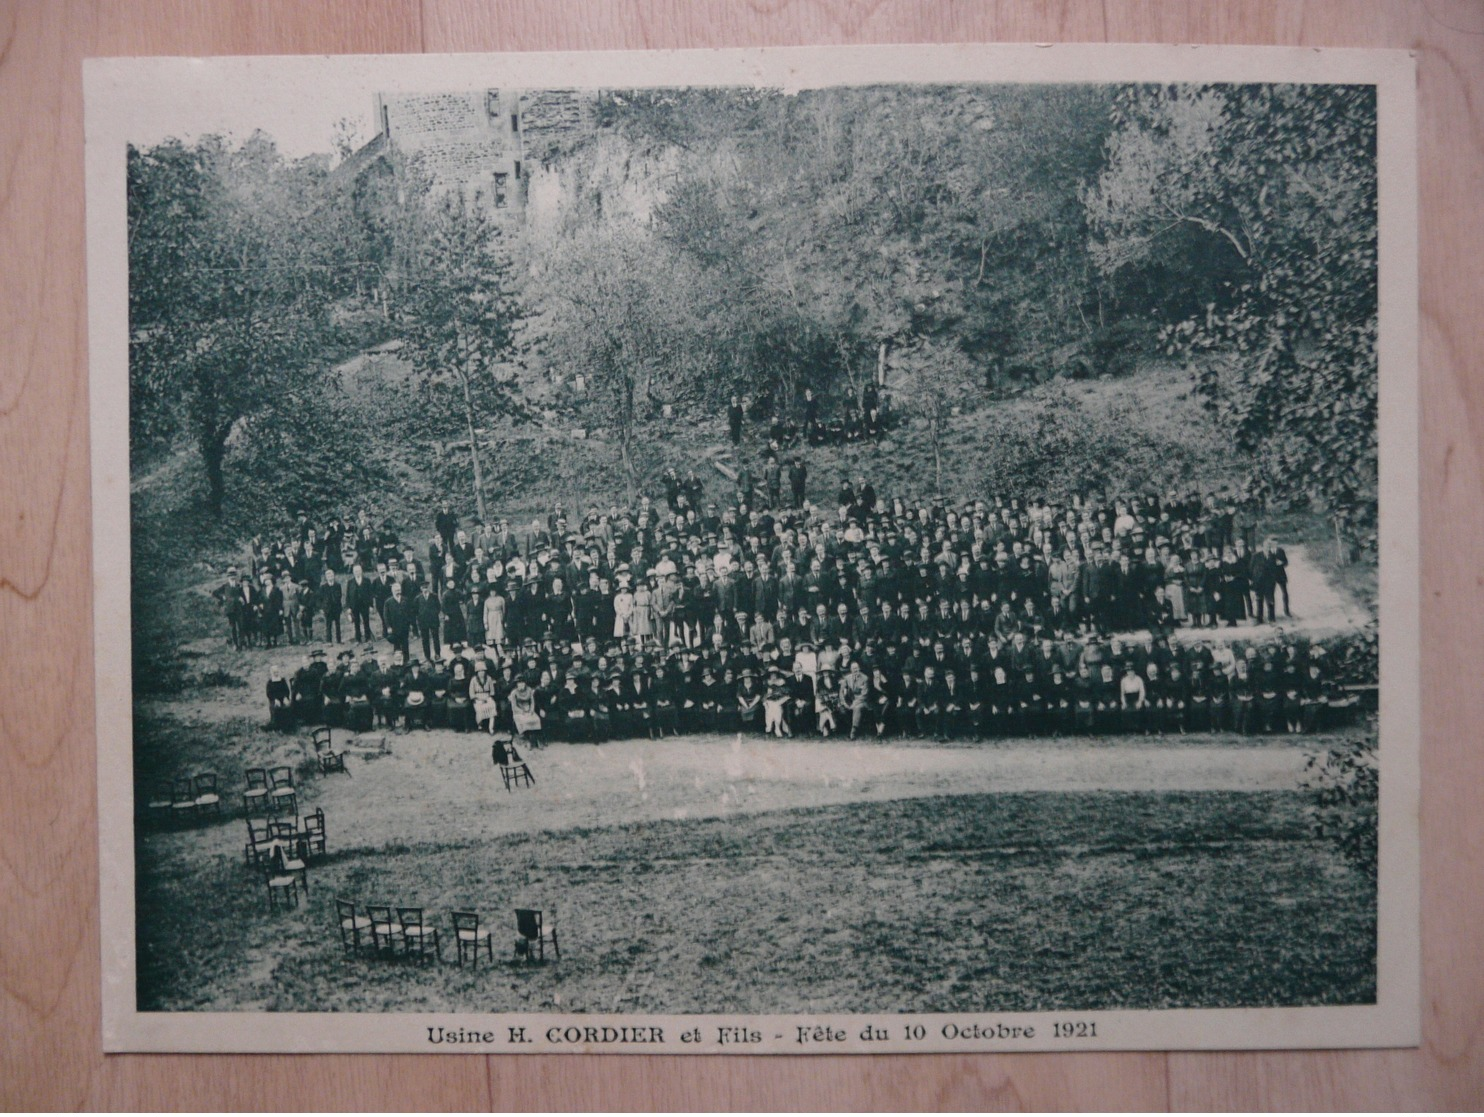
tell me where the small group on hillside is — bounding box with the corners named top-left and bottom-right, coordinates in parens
top-left (727, 381), bottom-right (892, 450)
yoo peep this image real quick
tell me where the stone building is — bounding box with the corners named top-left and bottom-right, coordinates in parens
top-left (350, 88), bottom-right (596, 220)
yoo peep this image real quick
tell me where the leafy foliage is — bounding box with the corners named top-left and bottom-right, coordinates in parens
top-left (128, 134), bottom-right (367, 516)
top-left (975, 384), bottom-right (1226, 501)
top-left (393, 188), bottom-right (525, 520)
top-left (532, 222), bottom-right (713, 494)
top-left (1086, 84), bottom-right (1379, 530)
top-left (1301, 738), bottom-right (1379, 880)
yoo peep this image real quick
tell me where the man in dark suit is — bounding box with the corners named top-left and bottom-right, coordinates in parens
top-left (727, 395), bottom-right (744, 445)
top-left (382, 581), bottom-right (414, 661)
top-left (345, 564), bottom-right (375, 642)
top-left (435, 500), bottom-right (459, 551)
top-left (415, 582), bottom-right (442, 663)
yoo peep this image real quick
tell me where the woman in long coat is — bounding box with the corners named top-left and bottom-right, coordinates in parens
top-left (631, 579), bottom-right (655, 643)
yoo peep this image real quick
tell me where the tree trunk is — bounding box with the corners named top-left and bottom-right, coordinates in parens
top-left (930, 414), bottom-right (942, 496)
top-left (619, 427), bottom-right (635, 505)
top-left (877, 341), bottom-right (888, 387)
top-left (459, 369), bottom-right (488, 523)
top-left (202, 425), bottom-right (229, 520)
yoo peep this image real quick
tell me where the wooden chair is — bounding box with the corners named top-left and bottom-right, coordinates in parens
top-left (335, 898), bottom-right (372, 955)
top-left (264, 847), bottom-right (302, 911)
top-left (492, 737), bottom-right (534, 791)
top-left (515, 908), bottom-right (558, 961)
top-left (192, 773), bottom-right (222, 819)
top-left (452, 911), bottom-right (494, 967)
top-left (169, 776), bottom-right (198, 824)
top-left (399, 907), bottom-right (441, 963)
top-left (243, 819), bottom-right (272, 866)
top-left (268, 820), bottom-right (308, 893)
top-left (366, 905), bottom-right (399, 955)
top-left (243, 767), bottom-right (270, 814)
top-left (267, 766), bottom-right (297, 818)
top-left (313, 727), bottom-right (346, 774)
top-left (300, 808), bottom-right (327, 857)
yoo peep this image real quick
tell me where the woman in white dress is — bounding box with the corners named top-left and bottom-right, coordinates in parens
top-left (631, 579), bottom-right (654, 643)
top-left (483, 586), bottom-right (507, 651)
top-left (613, 583), bottom-right (635, 639)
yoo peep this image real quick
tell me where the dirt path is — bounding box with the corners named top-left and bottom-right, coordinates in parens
top-left (162, 729), bottom-right (1337, 866)
top-left (1167, 544), bottom-right (1371, 647)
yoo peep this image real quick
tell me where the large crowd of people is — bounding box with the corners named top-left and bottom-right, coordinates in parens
top-left (224, 466), bottom-right (1352, 747)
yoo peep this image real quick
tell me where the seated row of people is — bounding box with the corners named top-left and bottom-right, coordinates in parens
top-left (266, 639), bottom-right (1354, 744)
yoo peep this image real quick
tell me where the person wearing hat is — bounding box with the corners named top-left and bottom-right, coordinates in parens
top-left (762, 665), bottom-right (791, 738)
top-left (383, 578), bottom-right (415, 661)
top-left (550, 671), bottom-right (591, 742)
top-left (507, 672), bottom-right (544, 748)
top-left (399, 659), bottom-right (432, 730)
top-left (257, 571), bottom-right (285, 649)
top-left (291, 650), bottom-right (326, 721)
top-left (650, 666), bottom-right (679, 738)
top-left (415, 581), bottom-right (442, 663)
top-left (468, 658), bottom-right (499, 734)
top-left (840, 659), bottom-right (871, 739)
top-left (623, 667), bottom-right (651, 737)
top-left (320, 650), bottom-right (352, 727)
top-left (214, 566), bottom-right (255, 650)
top-left (583, 671), bottom-right (612, 742)
top-left (813, 666), bottom-right (841, 737)
top-left (373, 648), bottom-right (406, 729)
top-left (735, 667), bottom-right (762, 733)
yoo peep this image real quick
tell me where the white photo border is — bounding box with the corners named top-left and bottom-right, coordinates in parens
top-left (86, 42), bottom-right (1420, 1054)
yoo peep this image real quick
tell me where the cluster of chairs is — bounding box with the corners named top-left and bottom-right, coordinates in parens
top-left (335, 902), bottom-right (558, 965)
top-left (146, 773), bottom-right (223, 826)
top-left (242, 765), bottom-right (301, 818)
top-left (246, 808), bottom-right (327, 910)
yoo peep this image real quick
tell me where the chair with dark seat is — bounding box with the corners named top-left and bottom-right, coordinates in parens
top-left (514, 908), bottom-right (558, 961)
top-left (267, 766), bottom-right (297, 818)
top-left (192, 773), bottom-right (222, 819)
top-left (452, 911), bottom-right (494, 967)
top-left (170, 776), bottom-right (198, 824)
top-left (398, 907), bottom-right (441, 963)
top-left (335, 898), bottom-right (372, 955)
top-left (313, 727), bottom-right (346, 774)
top-left (300, 808), bottom-right (327, 857)
top-left (367, 904), bottom-right (399, 955)
top-left (243, 818), bottom-right (272, 866)
top-left (268, 820), bottom-right (308, 893)
top-left (264, 847), bottom-right (302, 911)
top-left (243, 767), bottom-right (270, 814)
top-left (492, 737), bottom-right (534, 791)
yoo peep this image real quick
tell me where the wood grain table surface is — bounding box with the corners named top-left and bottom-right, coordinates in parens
top-left (2, 0), bottom-right (1481, 1109)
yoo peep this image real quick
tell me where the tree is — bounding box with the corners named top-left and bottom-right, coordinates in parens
top-left (534, 222), bottom-right (710, 499)
top-left (889, 338), bottom-right (978, 495)
top-left (128, 134), bottom-right (351, 517)
top-left (1084, 84), bottom-right (1379, 533)
top-left (395, 190), bottom-right (523, 523)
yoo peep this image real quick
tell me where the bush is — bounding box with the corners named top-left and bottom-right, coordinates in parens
top-left (1085, 319), bottom-right (1147, 379)
top-left (1300, 738), bottom-right (1378, 879)
top-left (977, 384), bottom-right (1223, 500)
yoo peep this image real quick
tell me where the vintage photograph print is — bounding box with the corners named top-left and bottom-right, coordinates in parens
top-left (86, 45), bottom-right (1419, 1053)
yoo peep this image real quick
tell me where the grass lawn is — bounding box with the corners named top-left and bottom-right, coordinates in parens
top-left (136, 731), bottom-right (1376, 1015)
